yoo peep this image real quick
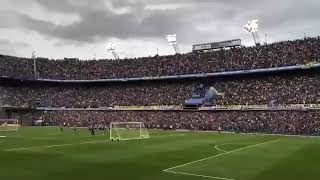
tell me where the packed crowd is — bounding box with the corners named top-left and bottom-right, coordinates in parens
top-left (0, 72), bottom-right (319, 107)
top-left (0, 37), bottom-right (319, 80)
top-left (1, 36), bottom-right (319, 136)
top-left (47, 110), bottom-right (320, 136)
top-left (0, 55), bottom-right (34, 78)
top-left (213, 73), bottom-right (320, 105)
top-left (0, 81), bottom-right (195, 107)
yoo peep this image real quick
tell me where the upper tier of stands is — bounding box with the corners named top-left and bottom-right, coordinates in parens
top-left (0, 37), bottom-right (319, 80)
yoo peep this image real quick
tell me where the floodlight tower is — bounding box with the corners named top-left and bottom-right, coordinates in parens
top-left (244, 19), bottom-right (261, 46)
top-left (166, 34), bottom-right (180, 54)
top-left (107, 41), bottom-right (119, 60)
top-left (32, 51), bottom-right (38, 78)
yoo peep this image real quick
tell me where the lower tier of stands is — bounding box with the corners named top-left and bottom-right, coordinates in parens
top-left (46, 110), bottom-right (320, 136)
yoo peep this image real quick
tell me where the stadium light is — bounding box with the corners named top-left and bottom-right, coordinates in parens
top-left (107, 41), bottom-right (120, 60)
top-left (32, 51), bottom-right (38, 78)
top-left (244, 19), bottom-right (261, 46)
top-left (166, 34), bottom-right (180, 54)
top-left (264, 33), bottom-right (268, 45)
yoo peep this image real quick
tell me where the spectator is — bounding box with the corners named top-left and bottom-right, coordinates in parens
top-left (47, 110), bottom-right (320, 136)
top-left (0, 37), bottom-right (319, 80)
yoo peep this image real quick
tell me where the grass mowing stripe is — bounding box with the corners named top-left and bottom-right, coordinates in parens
top-left (163, 139), bottom-right (280, 172)
top-left (113, 133), bottom-right (185, 141)
top-left (4, 140), bottom-right (109, 151)
top-left (164, 170), bottom-right (235, 180)
top-left (5, 143), bottom-right (75, 151)
top-left (152, 134), bottom-right (185, 138)
top-left (2, 128), bottom-right (320, 180)
top-left (32, 138), bottom-right (58, 140)
top-left (4, 134), bottom-right (185, 151)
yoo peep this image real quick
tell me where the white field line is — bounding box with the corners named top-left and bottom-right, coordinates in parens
top-left (214, 144), bottom-right (228, 152)
top-left (4, 140), bottom-right (109, 151)
top-left (164, 170), bottom-right (235, 180)
top-left (214, 143), bottom-right (252, 153)
top-left (4, 134), bottom-right (185, 151)
top-left (163, 139), bottom-right (280, 172)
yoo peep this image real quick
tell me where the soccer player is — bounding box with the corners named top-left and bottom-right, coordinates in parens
top-left (73, 125), bottom-right (77, 134)
top-left (89, 125), bottom-right (95, 136)
top-left (60, 123), bottom-right (64, 132)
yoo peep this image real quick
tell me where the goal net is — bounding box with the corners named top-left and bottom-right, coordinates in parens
top-left (110, 122), bottom-right (150, 141)
top-left (0, 119), bottom-right (20, 132)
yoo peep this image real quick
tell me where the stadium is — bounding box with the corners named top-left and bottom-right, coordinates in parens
top-left (1, 1), bottom-right (320, 180)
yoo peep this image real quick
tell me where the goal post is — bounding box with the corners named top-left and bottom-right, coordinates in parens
top-left (110, 122), bottom-right (150, 141)
top-left (0, 119), bottom-right (20, 132)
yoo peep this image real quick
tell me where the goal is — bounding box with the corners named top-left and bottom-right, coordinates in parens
top-left (110, 122), bottom-right (150, 141)
top-left (0, 119), bottom-right (20, 132)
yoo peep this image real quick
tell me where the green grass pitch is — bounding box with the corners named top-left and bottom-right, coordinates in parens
top-left (0, 127), bottom-right (320, 180)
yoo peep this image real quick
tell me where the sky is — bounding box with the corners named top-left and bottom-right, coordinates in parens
top-left (0, 0), bottom-right (319, 60)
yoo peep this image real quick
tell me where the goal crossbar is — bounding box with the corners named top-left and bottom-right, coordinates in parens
top-left (110, 122), bottom-right (150, 141)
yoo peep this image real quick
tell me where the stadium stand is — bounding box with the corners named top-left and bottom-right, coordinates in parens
top-left (0, 36), bottom-right (320, 136)
top-left (0, 37), bottom-right (319, 80)
top-left (0, 81), bottom-right (194, 107)
top-left (46, 110), bottom-right (320, 136)
top-left (0, 72), bottom-right (319, 107)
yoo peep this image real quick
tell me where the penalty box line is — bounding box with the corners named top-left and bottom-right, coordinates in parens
top-left (163, 139), bottom-right (280, 179)
top-left (164, 170), bottom-right (235, 180)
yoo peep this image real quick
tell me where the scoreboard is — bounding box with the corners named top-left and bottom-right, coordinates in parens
top-left (192, 39), bottom-right (241, 52)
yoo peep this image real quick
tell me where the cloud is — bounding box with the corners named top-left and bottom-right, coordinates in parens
top-left (1, 0), bottom-right (320, 58)
top-left (0, 39), bottom-right (29, 56)
top-left (6, 0), bottom-right (189, 42)
top-left (12, 0), bottom-right (319, 42)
